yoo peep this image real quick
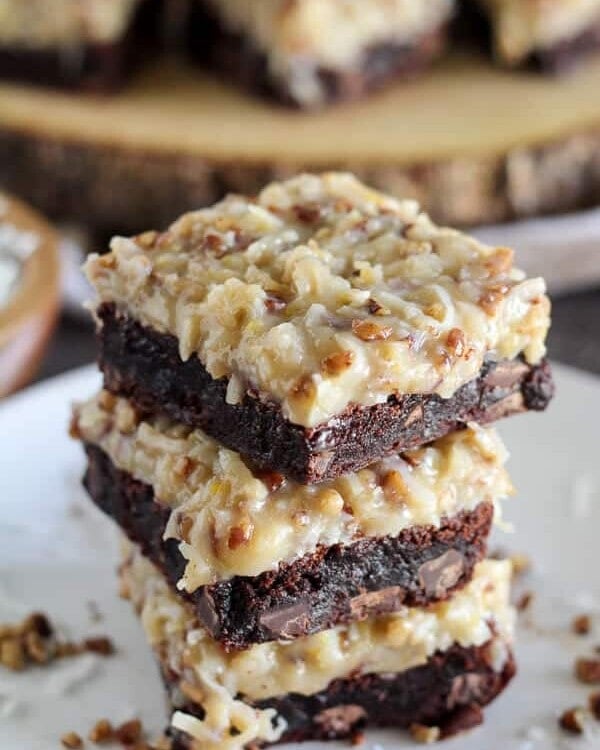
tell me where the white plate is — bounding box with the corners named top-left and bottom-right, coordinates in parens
top-left (0, 364), bottom-right (599, 750)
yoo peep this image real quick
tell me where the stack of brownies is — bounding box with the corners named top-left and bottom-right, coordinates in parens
top-left (72, 172), bottom-right (553, 748)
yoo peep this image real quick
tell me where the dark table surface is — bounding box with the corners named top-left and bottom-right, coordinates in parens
top-left (38, 288), bottom-right (600, 382)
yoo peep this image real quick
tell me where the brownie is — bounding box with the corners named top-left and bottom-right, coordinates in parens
top-left (462, 0), bottom-right (600, 74)
top-left (84, 442), bottom-right (493, 649)
top-left (188, 0), bottom-right (449, 108)
top-left (0, 0), bottom-right (161, 92)
top-left (97, 302), bottom-right (553, 484)
top-left (533, 20), bottom-right (600, 74)
top-left (167, 640), bottom-right (516, 747)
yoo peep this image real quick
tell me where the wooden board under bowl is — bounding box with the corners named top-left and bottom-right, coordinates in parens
top-left (1, 51), bottom-right (600, 237)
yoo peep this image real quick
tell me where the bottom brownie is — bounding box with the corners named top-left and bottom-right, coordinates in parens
top-left (122, 549), bottom-right (515, 749)
top-left (168, 640), bottom-right (515, 748)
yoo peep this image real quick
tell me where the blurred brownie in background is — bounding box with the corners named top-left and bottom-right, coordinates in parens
top-left (0, 0), bottom-right (161, 91)
top-left (468, 0), bottom-right (600, 72)
top-left (187, 0), bottom-right (456, 108)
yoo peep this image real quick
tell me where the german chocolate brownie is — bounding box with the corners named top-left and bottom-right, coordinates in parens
top-left (187, 0), bottom-right (453, 108)
top-left (0, 0), bottom-right (160, 91)
top-left (75, 391), bottom-right (509, 649)
top-left (469, 0), bottom-right (600, 72)
top-left (168, 643), bottom-right (516, 747)
top-left (122, 549), bottom-right (516, 749)
top-left (97, 303), bottom-right (553, 484)
top-left (86, 174), bottom-right (553, 483)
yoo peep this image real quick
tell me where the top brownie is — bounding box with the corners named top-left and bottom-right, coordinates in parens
top-left (0, 0), bottom-right (144, 47)
top-left (473, 0), bottom-right (600, 67)
top-left (86, 173), bottom-right (552, 482)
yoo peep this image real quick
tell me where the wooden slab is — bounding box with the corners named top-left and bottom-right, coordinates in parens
top-left (1, 52), bottom-right (600, 235)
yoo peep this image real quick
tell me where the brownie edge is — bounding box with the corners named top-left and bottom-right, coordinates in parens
top-left (84, 443), bottom-right (493, 650)
top-left (167, 640), bottom-right (516, 747)
top-left (97, 303), bottom-right (554, 484)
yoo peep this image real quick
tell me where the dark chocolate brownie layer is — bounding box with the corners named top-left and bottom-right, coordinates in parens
top-left (84, 442), bottom-right (493, 650)
top-left (166, 640), bottom-right (516, 747)
top-left (97, 303), bottom-right (554, 484)
top-left (187, 1), bottom-right (447, 107)
top-left (0, 0), bottom-right (161, 91)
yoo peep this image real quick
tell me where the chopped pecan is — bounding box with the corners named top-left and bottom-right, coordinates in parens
top-left (61, 732), bottom-right (83, 749)
top-left (559, 707), bottom-right (586, 734)
top-left (321, 350), bottom-right (355, 376)
top-left (381, 470), bottom-right (409, 505)
top-left (572, 615), bottom-right (592, 636)
top-left (228, 523), bottom-right (255, 550)
top-left (115, 719), bottom-right (142, 745)
top-left (88, 719), bottom-right (113, 743)
top-left (446, 328), bottom-right (466, 357)
top-left (351, 319), bottom-right (392, 341)
top-left (575, 657), bottom-right (600, 684)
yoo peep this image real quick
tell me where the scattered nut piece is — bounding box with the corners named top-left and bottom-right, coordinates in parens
top-left (559, 707), bottom-right (586, 734)
top-left (351, 319), bottom-right (393, 341)
top-left (321, 350), bottom-right (355, 376)
top-left (115, 719), bottom-right (142, 745)
top-left (410, 723), bottom-right (441, 743)
top-left (575, 657), bottom-right (600, 684)
top-left (573, 615), bottom-right (592, 636)
top-left (24, 631), bottom-right (50, 664)
top-left (516, 592), bottom-right (534, 612)
top-left (1, 637), bottom-right (24, 671)
top-left (509, 553), bottom-right (531, 577)
top-left (350, 729), bottom-right (365, 746)
top-left (61, 732), bottom-right (83, 749)
top-left (83, 637), bottom-right (115, 657)
top-left (0, 612), bottom-right (114, 672)
top-left (88, 719), bottom-right (113, 743)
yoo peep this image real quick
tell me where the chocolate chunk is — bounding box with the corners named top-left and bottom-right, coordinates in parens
top-left (349, 587), bottom-right (405, 618)
top-left (196, 591), bottom-right (220, 638)
top-left (418, 550), bottom-right (465, 598)
top-left (259, 601), bottom-right (311, 639)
